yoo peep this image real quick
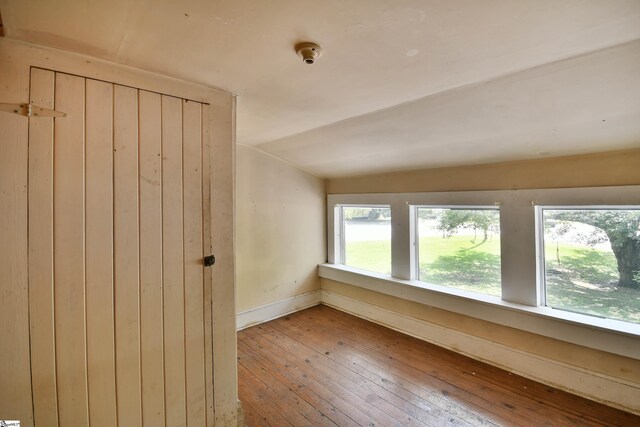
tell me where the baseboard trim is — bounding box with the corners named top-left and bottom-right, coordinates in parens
top-left (236, 291), bottom-right (321, 331)
top-left (321, 289), bottom-right (640, 415)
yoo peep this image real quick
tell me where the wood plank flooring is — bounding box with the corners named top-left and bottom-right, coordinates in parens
top-left (237, 305), bottom-right (639, 426)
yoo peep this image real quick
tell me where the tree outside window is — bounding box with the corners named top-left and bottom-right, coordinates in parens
top-left (542, 208), bottom-right (640, 324)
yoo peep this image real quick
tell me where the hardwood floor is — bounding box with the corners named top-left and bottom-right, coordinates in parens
top-left (237, 305), bottom-right (639, 426)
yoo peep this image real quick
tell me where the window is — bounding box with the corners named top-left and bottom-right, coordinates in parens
top-left (540, 208), bottom-right (640, 324)
top-left (341, 205), bottom-right (391, 275)
top-left (325, 185), bottom-right (640, 349)
top-left (416, 207), bottom-right (501, 297)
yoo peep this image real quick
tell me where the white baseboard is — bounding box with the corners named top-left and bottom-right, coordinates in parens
top-left (321, 289), bottom-right (640, 415)
top-left (236, 290), bottom-right (321, 331)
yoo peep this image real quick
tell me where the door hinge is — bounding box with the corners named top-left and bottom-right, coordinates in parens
top-left (204, 255), bottom-right (216, 267)
top-left (0, 102), bottom-right (67, 118)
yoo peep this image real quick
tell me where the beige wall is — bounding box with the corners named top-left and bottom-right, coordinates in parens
top-left (324, 149), bottom-right (640, 412)
top-left (236, 145), bottom-right (326, 312)
top-left (327, 148), bottom-right (640, 194)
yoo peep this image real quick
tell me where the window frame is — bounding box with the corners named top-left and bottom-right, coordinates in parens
top-left (323, 186), bottom-right (640, 359)
top-left (536, 205), bottom-right (640, 313)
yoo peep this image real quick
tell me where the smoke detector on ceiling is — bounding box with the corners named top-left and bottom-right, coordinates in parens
top-left (295, 42), bottom-right (322, 65)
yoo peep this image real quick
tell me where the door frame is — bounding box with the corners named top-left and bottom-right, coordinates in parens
top-left (0, 37), bottom-right (239, 426)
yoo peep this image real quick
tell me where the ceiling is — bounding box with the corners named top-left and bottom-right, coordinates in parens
top-left (1, 0), bottom-right (640, 177)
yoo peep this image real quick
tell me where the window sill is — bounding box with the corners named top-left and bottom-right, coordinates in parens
top-left (318, 263), bottom-right (640, 360)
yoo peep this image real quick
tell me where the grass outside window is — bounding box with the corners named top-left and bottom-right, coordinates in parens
top-left (416, 207), bottom-right (501, 297)
top-left (541, 208), bottom-right (640, 324)
top-left (342, 206), bottom-right (391, 275)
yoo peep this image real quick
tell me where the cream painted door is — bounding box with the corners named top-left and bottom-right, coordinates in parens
top-left (27, 67), bottom-right (214, 427)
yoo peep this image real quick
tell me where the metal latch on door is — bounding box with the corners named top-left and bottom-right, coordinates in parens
top-left (0, 102), bottom-right (67, 118)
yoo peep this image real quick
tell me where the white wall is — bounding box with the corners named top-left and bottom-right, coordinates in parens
top-left (236, 145), bottom-right (325, 315)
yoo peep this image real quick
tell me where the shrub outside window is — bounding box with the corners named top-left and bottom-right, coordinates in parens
top-left (416, 207), bottom-right (501, 297)
top-left (341, 206), bottom-right (391, 275)
top-left (541, 208), bottom-right (640, 324)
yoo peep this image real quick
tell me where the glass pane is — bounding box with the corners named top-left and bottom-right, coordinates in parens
top-left (542, 208), bottom-right (640, 324)
top-left (417, 208), bottom-right (501, 297)
top-left (342, 206), bottom-right (391, 274)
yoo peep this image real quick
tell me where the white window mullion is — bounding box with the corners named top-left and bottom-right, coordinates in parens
top-left (534, 205), bottom-right (547, 307)
top-left (390, 201), bottom-right (412, 280)
top-left (327, 203), bottom-right (340, 264)
top-left (499, 196), bottom-right (539, 306)
top-left (409, 205), bottom-right (419, 281)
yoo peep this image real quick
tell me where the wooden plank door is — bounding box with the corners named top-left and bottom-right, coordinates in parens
top-left (27, 67), bottom-right (212, 427)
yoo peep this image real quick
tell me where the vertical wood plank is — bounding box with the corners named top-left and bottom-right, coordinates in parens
top-left (210, 93), bottom-right (238, 424)
top-left (85, 78), bottom-right (117, 427)
top-left (53, 72), bottom-right (89, 427)
top-left (113, 84), bottom-right (142, 426)
top-left (161, 95), bottom-right (187, 426)
top-left (0, 60), bottom-right (34, 426)
top-left (139, 90), bottom-right (165, 426)
top-left (28, 67), bottom-right (59, 427)
top-left (201, 103), bottom-right (215, 426)
top-left (183, 99), bottom-right (206, 426)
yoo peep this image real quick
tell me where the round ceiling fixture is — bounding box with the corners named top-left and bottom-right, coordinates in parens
top-left (295, 42), bottom-right (322, 65)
